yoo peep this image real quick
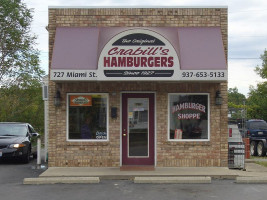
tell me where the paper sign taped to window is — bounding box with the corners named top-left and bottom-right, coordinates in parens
top-left (174, 129), bottom-right (183, 139)
top-left (70, 95), bottom-right (92, 106)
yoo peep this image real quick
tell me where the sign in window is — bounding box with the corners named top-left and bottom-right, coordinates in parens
top-left (169, 94), bottom-right (209, 141)
top-left (68, 94), bottom-right (108, 141)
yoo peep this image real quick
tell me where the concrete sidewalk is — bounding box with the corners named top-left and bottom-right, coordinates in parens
top-left (39, 166), bottom-right (239, 180)
top-left (37, 162), bottom-right (267, 179)
top-left (23, 162), bottom-right (267, 184)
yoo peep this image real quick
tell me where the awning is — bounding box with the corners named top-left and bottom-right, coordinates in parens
top-left (178, 27), bottom-right (227, 70)
top-left (51, 27), bottom-right (227, 81)
top-left (51, 27), bottom-right (99, 70)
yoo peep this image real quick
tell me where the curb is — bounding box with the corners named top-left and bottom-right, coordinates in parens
top-left (134, 176), bottom-right (211, 184)
top-left (23, 177), bottom-right (100, 185)
top-left (236, 176), bottom-right (267, 184)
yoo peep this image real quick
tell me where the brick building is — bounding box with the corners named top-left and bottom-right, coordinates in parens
top-left (48, 7), bottom-right (228, 168)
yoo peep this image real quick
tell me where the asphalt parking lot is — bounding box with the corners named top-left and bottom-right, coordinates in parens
top-left (1, 157), bottom-right (267, 200)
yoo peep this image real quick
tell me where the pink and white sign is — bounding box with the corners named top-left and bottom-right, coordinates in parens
top-left (98, 29), bottom-right (180, 80)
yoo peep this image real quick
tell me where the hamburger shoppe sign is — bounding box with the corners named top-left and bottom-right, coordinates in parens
top-left (51, 28), bottom-right (227, 81)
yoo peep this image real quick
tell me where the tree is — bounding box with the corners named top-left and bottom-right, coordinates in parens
top-left (228, 87), bottom-right (246, 105)
top-left (228, 87), bottom-right (247, 122)
top-left (0, 80), bottom-right (44, 133)
top-left (247, 82), bottom-right (267, 121)
top-left (246, 49), bottom-right (267, 121)
top-left (0, 0), bottom-right (45, 133)
top-left (0, 0), bottom-right (44, 86)
top-left (255, 49), bottom-right (267, 79)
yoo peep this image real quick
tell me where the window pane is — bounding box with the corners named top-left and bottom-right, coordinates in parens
top-left (0, 124), bottom-right (27, 136)
top-left (68, 94), bottom-right (108, 140)
top-left (169, 94), bottom-right (208, 140)
top-left (128, 98), bottom-right (149, 157)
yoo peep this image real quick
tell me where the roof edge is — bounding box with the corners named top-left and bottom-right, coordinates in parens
top-left (48, 6), bottom-right (228, 9)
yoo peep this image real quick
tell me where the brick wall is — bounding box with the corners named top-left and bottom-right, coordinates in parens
top-left (48, 7), bottom-right (228, 167)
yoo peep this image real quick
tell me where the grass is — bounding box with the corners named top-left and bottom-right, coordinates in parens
top-left (250, 156), bottom-right (267, 159)
top-left (255, 161), bottom-right (267, 167)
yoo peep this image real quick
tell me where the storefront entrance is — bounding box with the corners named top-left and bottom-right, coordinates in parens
top-left (122, 93), bottom-right (155, 166)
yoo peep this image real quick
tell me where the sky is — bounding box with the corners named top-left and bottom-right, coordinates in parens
top-left (24, 0), bottom-right (267, 96)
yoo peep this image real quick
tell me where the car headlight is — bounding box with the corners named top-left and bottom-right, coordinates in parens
top-left (9, 144), bottom-right (26, 148)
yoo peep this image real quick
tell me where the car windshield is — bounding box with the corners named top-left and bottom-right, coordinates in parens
top-left (249, 121), bottom-right (267, 130)
top-left (0, 124), bottom-right (27, 136)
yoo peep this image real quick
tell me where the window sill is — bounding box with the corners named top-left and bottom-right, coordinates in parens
top-left (66, 141), bottom-right (109, 146)
top-left (164, 141), bottom-right (211, 146)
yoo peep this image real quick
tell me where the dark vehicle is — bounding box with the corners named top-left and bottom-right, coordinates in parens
top-left (246, 120), bottom-right (267, 157)
top-left (0, 123), bottom-right (39, 163)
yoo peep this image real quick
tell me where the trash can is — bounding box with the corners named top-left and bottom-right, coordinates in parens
top-left (228, 142), bottom-right (245, 169)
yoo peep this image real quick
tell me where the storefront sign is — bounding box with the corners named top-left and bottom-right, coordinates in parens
top-left (70, 95), bottom-right (92, 106)
top-left (172, 102), bottom-right (206, 120)
top-left (98, 29), bottom-right (179, 80)
top-left (51, 28), bottom-right (227, 82)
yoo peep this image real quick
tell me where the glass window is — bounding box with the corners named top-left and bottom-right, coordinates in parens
top-left (28, 125), bottom-right (35, 134)
top-left (128, 98), bottom-right (149, 157)
top-left (68, 94), bottom-right (108, 141)
top-left (0, 124), bottom-right (28, 136)
top-left (169, 94), bottom-right (209, 141)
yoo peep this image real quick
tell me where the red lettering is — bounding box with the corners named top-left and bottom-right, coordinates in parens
top-left (133, 47), bottom-right (143, 55)
top-left (118, 49), bottom-right (126, 55)
top-left (161, 57), bottom-right (167, 67)
top-left (142, 47), bottom-right (150, 55)
top-left (147, 47), bottom-right (154, 55)
top-left (134, 57), bottom-right (140, 67)
top-left (124, 49), bottom-right (134, 55)
top-left (161, 49), bottom-right (169, 55)
top-left (103, 56), bottom-right (175, 68)
top-left (108, 47), bottom-right (169, 56)
top-left (108, 47), bottom-right (118, 55)
top-left (104, 57), bottom-right (110, 67)
top-left (127, 57), bottom-right (133, 67)
top-left (168, 57), bottom-right (174, 67)
top-left (154, 57), bottom-right (160, 67)
top-left (141, 57), bottom-right (147, 67)
top-left (148, 57), bottom-right (154, 67)
top-left (118, 57), bottom-right (126, 67)
top-left (111, 57), bottom-right (117, 67)
top-left (152, 47), bottom-right (159, 55)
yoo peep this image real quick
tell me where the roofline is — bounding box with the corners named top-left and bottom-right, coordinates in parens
top-left (0, 122), bottom-right (28, 124)
top-left (48, 6), bottom-right (228, 9)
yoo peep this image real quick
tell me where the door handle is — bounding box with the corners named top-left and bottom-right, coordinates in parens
top-left (123, 133), bottom-right (127, 136)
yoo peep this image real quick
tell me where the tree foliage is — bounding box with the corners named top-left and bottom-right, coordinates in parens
top-left (0, 0), bottom-right (45, 133)
top-left (255, 49), bottom-right (267, 79)
top-left (228, 87), bottom-right (247, 121)
top-left (246, 49), bottom-right (267, 121)
top-left (247, 82), bottom-right (267, 121)
top-left (228, 87), bottom-right (246, 105)
top-left (0, 0), bottom-right (44, 85)
top-left (0, 80), bottom-right (44, 133)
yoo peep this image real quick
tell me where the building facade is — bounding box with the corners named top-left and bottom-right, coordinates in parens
top-left (48, 7), bottom-right (228, 167)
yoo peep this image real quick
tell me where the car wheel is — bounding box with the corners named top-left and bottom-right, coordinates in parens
top-left (257, 141), bottom-right (266, 157)
top-left (250, 141), bottom-right (257, 156)
top-left (21, 149), bottom-right (31, 164)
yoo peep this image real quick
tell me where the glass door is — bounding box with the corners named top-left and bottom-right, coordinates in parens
top-left (122, 93), bottom-right (154, 165)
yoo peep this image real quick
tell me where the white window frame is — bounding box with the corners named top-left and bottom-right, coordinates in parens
top-left (66, 93), bottom-right (109, 142)
top-left (168, 93), bottom-right (210, 142)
